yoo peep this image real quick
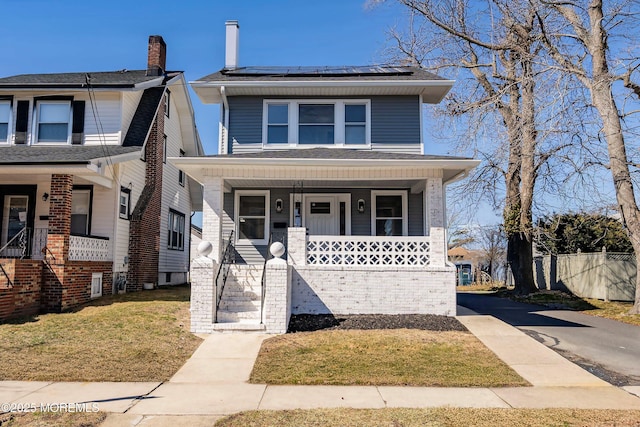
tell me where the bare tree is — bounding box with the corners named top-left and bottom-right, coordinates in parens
top-left (384, 0), bottom-right (573, 294)
top-left (532, 0), bottom-right (640, 313)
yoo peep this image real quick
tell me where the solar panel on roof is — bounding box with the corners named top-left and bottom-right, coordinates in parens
top-left (223, 65), bottom-right (413, 76)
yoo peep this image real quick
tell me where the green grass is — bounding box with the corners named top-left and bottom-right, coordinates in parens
top-left (215, 408), bottom-right (640, 427)
top-left (0, 285), bottom-right (202, 382)
top-left (250, 329), bottom-right (528, 387)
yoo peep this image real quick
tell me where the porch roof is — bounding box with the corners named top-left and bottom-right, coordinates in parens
top-left (170, 148), bottom-right (480, 186)
top-left (0, 145), bottom-right (142, 165)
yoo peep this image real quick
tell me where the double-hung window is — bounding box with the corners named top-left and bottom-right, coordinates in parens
top-left (71, 188), bottom-right (92, 235)
top-left (235, 190), bottom-right (270, 244)
top-left (372, 191), bottom-right (408, 236)
top-left (119, 188), bottom-right (131, 220)
top-left (263, 100), bottom-right (370, 146)
top-left (0, 100), bottom-right (10, 144)
top-left (36, 101), bottom-right (71, 144)
top-left (267, 104), bottom-right (289, 144)
top-left (168, 209), bottom-right (185, 250)
top-left (299, 104), bottom-right (335, 144)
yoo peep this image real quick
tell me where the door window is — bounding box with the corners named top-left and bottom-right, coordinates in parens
top-left (2, 195), bottom-right (28, 245)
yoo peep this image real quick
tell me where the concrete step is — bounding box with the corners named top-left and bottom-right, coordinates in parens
top-left (223, 290), bottom-right (261, 299)
top-left (219, 300), bottom-right (261, 311)
top-left (217, 309), bottom-right (261, 322)
top-left (212, 321), bottom-right (266, 333)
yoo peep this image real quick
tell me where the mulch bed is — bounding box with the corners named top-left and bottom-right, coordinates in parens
top-left (287, 314), bottom-right (467, 333)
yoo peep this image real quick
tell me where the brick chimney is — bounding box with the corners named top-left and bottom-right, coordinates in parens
top-left (225, 20), bottom-right (239, 69)
top-left (147, 35), bottom-right (166, 76)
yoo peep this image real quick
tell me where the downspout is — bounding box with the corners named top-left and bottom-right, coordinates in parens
top-left (220, 85), bottom-right (230, 154)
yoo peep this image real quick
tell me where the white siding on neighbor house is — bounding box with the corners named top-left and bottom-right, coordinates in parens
top-left (159, 96), bottom-right (191, 284)
top-left (113, 159), bottom-right (146, 276)
top-left (88, 184), bottom-right (115, 241)
top-left (82, 93), bottom-right (121, 146)
top-left (121, 92), bottom-right (143, 143)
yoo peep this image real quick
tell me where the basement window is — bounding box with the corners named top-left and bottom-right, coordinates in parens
top-left (91, 272), bottom-right (103, 298)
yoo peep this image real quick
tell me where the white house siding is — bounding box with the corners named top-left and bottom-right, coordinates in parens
top-left (120, 92), bottom-right (143, 143)
top-left (87, 183), bottom-right (115, 241)
top-left (159, 96), bottom-right (191, 285)
top-left (82, 93), bottom-right (121, 146)
top-left (113, 159), bottom-right (146, 284)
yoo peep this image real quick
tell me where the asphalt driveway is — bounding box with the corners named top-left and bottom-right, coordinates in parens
top-left (457, 292), bottom-right (640, 386)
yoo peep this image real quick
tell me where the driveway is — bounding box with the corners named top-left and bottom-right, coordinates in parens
top-left (457, 292), bottom-right (640, 386)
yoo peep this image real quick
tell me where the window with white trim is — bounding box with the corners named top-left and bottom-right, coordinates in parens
top-left (168, 209), bottom-right (185, 250)
top-left (235, 190), bottom-right (270, 244)
top-left (371, 190), bottom-right (408, 236)
top-left (71, 188), bottom-right (92, 235)
top-left (119, 188), bottom-right (130, 219)
top-left (35, 100), bottom-right (71, 144)
top-left (164, 90), bottom-right (170, 118)
top-left (262, 99), bottom-right (370, 146)
top-left (91, 272), bottom-right (103, 298)
top-left (0, 100), bottom-right (10, 144)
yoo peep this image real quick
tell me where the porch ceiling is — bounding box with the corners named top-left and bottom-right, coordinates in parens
top-left (224, 178), bottom-right (425, 191)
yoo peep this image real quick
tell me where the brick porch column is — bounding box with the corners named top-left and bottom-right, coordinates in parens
top-left (42, 174), bottom-right (73, 312)
top-left (202, 176), bottom-right (224, 263)
top-left (426, 177), bottom-right (447, 268)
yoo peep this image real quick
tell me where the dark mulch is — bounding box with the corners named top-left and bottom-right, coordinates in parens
top-left (287, 314), bottom-right (467, 333)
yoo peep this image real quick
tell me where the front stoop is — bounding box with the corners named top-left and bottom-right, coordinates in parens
top-left (214, 264), bottom-right (265, 333)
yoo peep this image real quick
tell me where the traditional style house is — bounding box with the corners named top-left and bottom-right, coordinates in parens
top-left (0, 36), bottom-right (203, 320)
top-left (175, 21), bottom-right (478, 333)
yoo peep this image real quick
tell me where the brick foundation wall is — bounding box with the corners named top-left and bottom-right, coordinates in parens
top-left (0, 259), bottom-right (42, 320)
top-left (290, 266), bottom-right (456, 316)
top-left (42, 261), bottom-right (113, 313)
top-left (128, 101), bottom-right (165, 291)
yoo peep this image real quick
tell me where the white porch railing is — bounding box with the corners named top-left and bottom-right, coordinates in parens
top-left (307, 235), bottom-right (431, 266)
top-left (68, 235), bottom-right (111, 262)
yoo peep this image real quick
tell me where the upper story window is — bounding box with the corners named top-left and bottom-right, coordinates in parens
top-left (36, 101), bottom-right (71, 144)
top-left (0, 100), bottom-right (10, 144)
top-left (164, 90), bottom-right (170, 118)
top-left (263, 99), bottom-right (370, 147)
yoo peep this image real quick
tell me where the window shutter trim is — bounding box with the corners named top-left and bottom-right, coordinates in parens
top-left (71, 100), bottom-right (85, 145)
top-left (14, 101), bottom-right (29, 144)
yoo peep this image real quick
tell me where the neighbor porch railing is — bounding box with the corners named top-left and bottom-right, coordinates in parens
top-left (68, 235), bottom-right (111, 261)
top-left (307, 235), bottom-right (431, 266)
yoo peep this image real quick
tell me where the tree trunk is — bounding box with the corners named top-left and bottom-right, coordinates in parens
top-left (508, 232), bottom-right (537, 294)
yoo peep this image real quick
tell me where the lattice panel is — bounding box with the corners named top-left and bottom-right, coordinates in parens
top-left (68, 236), bottom-right (111, 261)
top-left (307, 236), bottom-right (431, 266)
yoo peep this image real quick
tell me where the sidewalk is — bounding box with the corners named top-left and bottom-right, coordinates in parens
top-left (2, 314), bottom-right (640, 426)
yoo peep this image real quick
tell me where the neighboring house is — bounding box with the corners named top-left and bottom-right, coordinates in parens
top-left (0, 36), bottom-right (203, 320)
top-left (175, 21), bottom-right (479, 333)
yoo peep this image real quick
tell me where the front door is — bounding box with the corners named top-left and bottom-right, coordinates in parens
top-left (305, 196), bottom-right (338, 235)
top-left (1, 195), bottom-right (28, 256)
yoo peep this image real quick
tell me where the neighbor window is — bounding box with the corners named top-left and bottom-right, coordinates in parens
top-left (119, 188), bottom-right (131, 219)
top-left (236, 190), bottom-right (269, 244)
top-left (36, 101), bottom-right (71, 143)
top-left (372, 191), bottom-right (408, 236)
top-left (0, 100), bottom-right (10, 143)
top-left (263, 99), bottom-right (370, 146)
top-left (178, 170), bottom-right (185, 187)
top-left (71, 188), bottom-right (92, 235)
top-left (164, 90), bottom-right (170, 118)
top-left (168, 209), bottom-right (185, 250)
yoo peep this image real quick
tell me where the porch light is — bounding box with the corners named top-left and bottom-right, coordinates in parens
top-left (42, 192), bottom-right (49, 202)
top-left (358, 199), bottom-right (365, 213)
top-left (275, 199), bottom-right (283, 213)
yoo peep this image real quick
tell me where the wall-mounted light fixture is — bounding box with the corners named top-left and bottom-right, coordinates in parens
top-left (275, 198), bottom-right (283, 213)
top-left (42, 192), bottom-right (49, 202)
top-left (357, 199), bottom-right (365, 213)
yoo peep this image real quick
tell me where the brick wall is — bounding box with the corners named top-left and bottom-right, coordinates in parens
top-left (290, 265), bottom-right (456, 316)
top-left (0, 259), bottom-right (42, 320)
top-left (128, 101), bottom-right (165, 291)
top-left (42, 261), bottom-right (113, 313)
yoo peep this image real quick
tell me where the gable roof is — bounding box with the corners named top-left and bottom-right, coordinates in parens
top-left (191, 65), bottom-right (454, 104)
top-left (122, 87), bottom-right (165, 147)
top-left (0, 70), bottom-right (181, 90)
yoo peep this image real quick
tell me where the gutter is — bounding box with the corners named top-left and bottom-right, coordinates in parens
top-left (220, 85), bottom-right (230, 154)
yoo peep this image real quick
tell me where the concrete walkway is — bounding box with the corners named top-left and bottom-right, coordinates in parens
top-left (2, 315), bottom-right (640, 426)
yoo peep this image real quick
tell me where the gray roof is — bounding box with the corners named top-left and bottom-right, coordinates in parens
top-left (123, 87), bottom-right (164, 147)
top-left (196, 65), bottom-right (446, 83)
top-left (0, 145), bottom-right (141, 165)
top-left (0, 70), bottom-right (181, 89)
top-left (208, 148), bottom-right (472, 161)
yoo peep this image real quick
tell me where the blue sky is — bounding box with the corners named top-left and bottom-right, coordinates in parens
top-left (0, 0), bottom-right (411, 155)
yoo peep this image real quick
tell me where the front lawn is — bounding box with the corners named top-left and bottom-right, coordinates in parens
top-left (215, 408), bottom-right (640, 427)
top-left (250, 329), bottom-right (528, 387)
top-left (0, 285), bottom-right (202, 382)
